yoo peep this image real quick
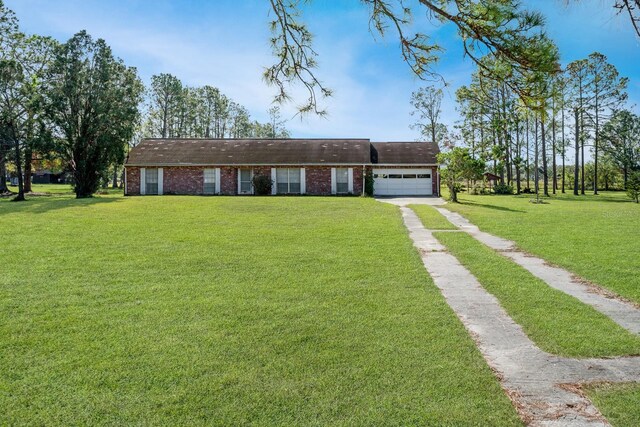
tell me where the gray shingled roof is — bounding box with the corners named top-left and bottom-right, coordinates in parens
top-left (126, 138), bottom-right (371, 166)
top-left (125, 138), bottom-right (439, 166)
top-left (371, 142), bottom-right (439, 164)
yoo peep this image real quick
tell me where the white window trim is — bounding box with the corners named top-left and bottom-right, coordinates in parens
top-left (140, 168), bottom-right (146, 195)
top-left (275, 168), bottom-right (302, 194)
top-left (204, 168), bottom-right (218, 195)
top-left (271, 168), bottom-right (277, 195)
top-left (347, 168), bottom-right (354, 193)
top-left (157, 168), bottom-right (163, 195)
top-left (331, 168), bottom-right (337, 195)
top-left (238, 168), bottom-right (253, 195)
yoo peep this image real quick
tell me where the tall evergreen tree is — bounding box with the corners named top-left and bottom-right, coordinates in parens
top-left (410, 87), bottom-right (445, 146)
top-left (44, 31), bottom-right (143, 198)
top-left (586, 52), bottom-right (628, 194)
top-left (566, 59), bottom-right (591, 195)
top-left (148, 73), bottom-right (182, 138)
top-left (601, 110), bottom-right (640, 188)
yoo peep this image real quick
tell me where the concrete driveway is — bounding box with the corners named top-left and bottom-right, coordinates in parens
top-left (375, 197), bottom-right (446, 206)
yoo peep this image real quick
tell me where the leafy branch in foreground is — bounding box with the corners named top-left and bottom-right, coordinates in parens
top-left (266, 0), bottom-right (560, 115)
top-left (615, 0), bottom-right (640, 37)
top-left (265, 0), bottom-right (332, 116)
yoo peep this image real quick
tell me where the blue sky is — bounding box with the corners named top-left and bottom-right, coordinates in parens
top-left (6, 0), bottom-right (639, 140)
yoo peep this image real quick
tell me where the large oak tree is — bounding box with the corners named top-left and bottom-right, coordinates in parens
top-left (45, 31), bottom-right (143, 198)
top-left (0, 2), bottom-right (56, 201)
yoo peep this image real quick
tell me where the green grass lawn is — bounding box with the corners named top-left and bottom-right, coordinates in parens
top-left (585, 383), bottom-right (640, 427)
top-left (6, 183), bottom-right (74, 194)
top-left (442, 191), bottom-right (640, 304)
top-left (0, 194), bottom-right (522, 425)
top-left (408, 204), bottom-right (457, 230)
top-left (5, 183), bottom-right (122, 196)
top-left (434, 232), bottom-right (640, 358)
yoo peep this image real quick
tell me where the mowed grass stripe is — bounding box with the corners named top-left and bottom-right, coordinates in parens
top-left (409, 204), bottom-right (458, 230)
top-left (434, 232), bottom-right (640, 358)
top-left (584, 383), bottom-right (640, 427)
top-left (0, 195), bottom-right (522, 426)
top-left (443, 192), bottom-right (640, 304)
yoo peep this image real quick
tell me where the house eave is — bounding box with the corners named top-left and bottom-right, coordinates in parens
top-left (125, 162), bottom-right (372, 167)
top-left (372, 163), bottom-right (439, 167)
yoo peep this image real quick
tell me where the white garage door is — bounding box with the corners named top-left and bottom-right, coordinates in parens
top-left (373, 168), bottom-right (433, 196)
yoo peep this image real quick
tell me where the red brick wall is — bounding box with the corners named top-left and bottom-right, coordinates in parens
top-left (125, 165), bottom-right (372, 196)
top-left (306, 167), bottom-right (331, 195)
top-left (352, 166), bottom-right (364, 195)
top-left (164, 167), bottom-right (205, 195)
top-left (220, 167), bottom-right (237, 195)
top-left (125, 167), bottom-right (141, 196)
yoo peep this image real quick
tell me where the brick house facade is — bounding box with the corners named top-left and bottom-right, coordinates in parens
top-left (125, 138), bottom-right (439, 197)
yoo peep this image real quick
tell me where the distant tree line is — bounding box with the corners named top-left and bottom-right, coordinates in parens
top-left (143, 73), bottom-right (289, 140)
top-left (417, 52), bottom-right (638, 199)
top-left (0, 1), bottom-right (288, 200)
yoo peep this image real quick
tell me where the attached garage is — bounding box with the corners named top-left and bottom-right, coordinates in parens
top-left (373, 168), bottom-right (433, 196)
top-left (370, 142), bottom-right (440, 197)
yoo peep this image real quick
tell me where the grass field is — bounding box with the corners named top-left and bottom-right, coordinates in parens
top-left (434, 232), bottom-right (640, 358)
top-left (5, 183), bottom-right (121, 196)
top-left (443, 191), bottom-right (640, 304)
top-left (0, 191), bottom-right (522, 425)
top-left (585, 383), bottom-right (640, 427)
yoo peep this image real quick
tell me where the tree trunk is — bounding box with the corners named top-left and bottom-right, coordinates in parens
top-left (574, 110), bottom-right (579, 196)
top-left (534, 118), bottom-right (540, 198)
top-left (112, 167), bottom-right (118, 188)
top-left (73, 154), bottom-right (98, 199)
top-left (516, 125), bottom-right (521, 195)
top-left (502, 86), bottom-right (511, 185)
top-left (449, 183), bottom-right (458, 203)
top-left (593, 80), bottom-right (599, 195)
top-left (542, 118), bottom-right (549, 197)
top-left (526, 119), bottom-right (530, 190)
top-left (120, 169), bottom-right (125, 189)
top-left (561, 106), bottom-right (565, 194)
top-left (581, 142), bottom-right (585, 195)
top-left (23, 147), bottom-right (32, 193)
top-left (580, 109), bottom-right (585, 195)
top-left (0, 156), bottom-right (7, 193)
top-left (13, 140), bottom-right (25, 202)
top-left (162, 107), bottom-right (168, 138)
top-left (624, 167), bottom-right (628, 189)
top-left (594, 109), bottom-right (599, 195)
top-left (431, 121), bottom-right (437, 148)
top-left (562, 154), bottom-right (566, 194)
top-left (552, 117), bottom-right (557, 194)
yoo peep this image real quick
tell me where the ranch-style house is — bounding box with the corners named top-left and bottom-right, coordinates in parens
top-left (124, 138), bottom-right (440, 197)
